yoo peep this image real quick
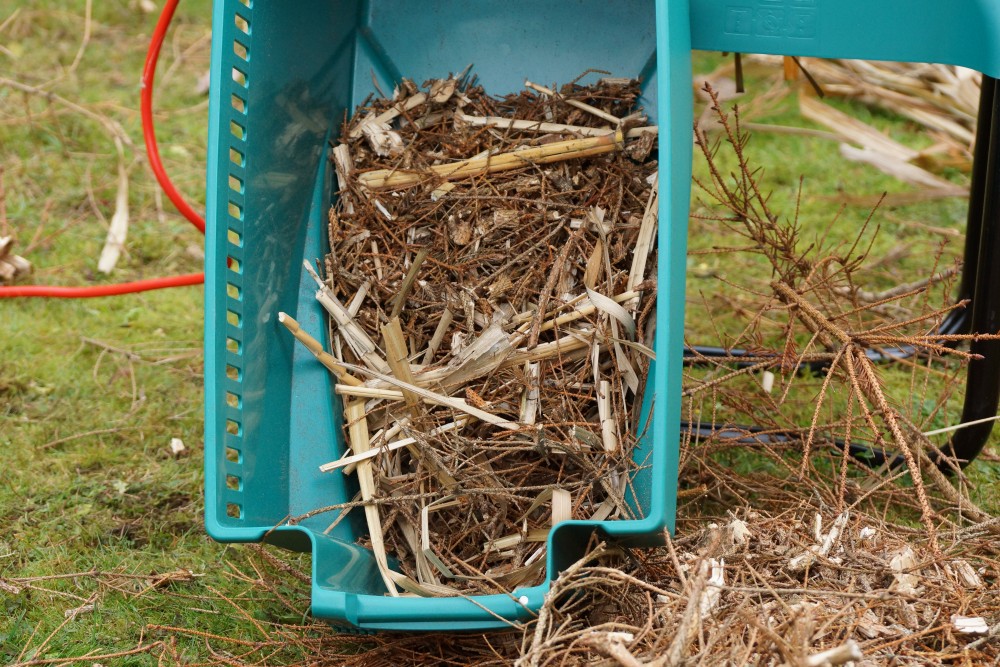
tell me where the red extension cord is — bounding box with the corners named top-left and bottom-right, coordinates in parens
top-left (0, 0), bottom-right (205, 298)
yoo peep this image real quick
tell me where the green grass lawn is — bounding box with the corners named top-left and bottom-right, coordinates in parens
top-left (1, 3), bottom-right (997, 664)
top-left (0, 1), bottom-right (239, 661)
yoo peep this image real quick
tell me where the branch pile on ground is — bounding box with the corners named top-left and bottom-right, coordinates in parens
top-left (291, 73), bottom-right (660, 596)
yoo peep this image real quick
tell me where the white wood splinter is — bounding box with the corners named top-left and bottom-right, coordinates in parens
top-left (597, 380), bottom-right (618, 453)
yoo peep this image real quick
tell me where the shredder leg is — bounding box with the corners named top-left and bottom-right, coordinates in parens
top-left (945, 75), bottom-right (1000, 468)
top-left (938, 75), bottom-right (996, 337)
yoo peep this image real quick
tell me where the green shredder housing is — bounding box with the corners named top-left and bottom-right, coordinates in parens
top-left (205, 0), bottom-right (1000, 632)
top-left (204, 0), bottom-right (693, 631)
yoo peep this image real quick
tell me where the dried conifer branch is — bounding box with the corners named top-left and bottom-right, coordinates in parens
top-left (772, 282), bottom-right (939, 551)
top-left (687, 84), bottom-right (999, 554)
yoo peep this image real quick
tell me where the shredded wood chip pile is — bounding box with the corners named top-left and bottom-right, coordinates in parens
top-left (307, 74), bottom-right (660, 596)
top-left (513, 506), bottom-right (1000, 666)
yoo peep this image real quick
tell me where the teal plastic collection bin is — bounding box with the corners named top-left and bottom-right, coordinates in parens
top-left (204, 0), bottom-right (1000, 631)
top-left (204, 0), bottom-right (693, 631)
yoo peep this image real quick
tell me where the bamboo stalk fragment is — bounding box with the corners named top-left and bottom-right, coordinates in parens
top-left (396, 513), bottom-right (437, 584)
top-left (358, 132), bottom-right (623, 191)
top-left (389, 248), bottom-right (428, 319)
top-left (380, 317), bottom-right (461, 489)
top-left (804, 58), bottom-right (977, 145)
top-left (799, 95), bottom-right (966, 194)
top-left (513, 290), bottom-right (641, 331)
top-left (348, 92), bottom-right (427, 139)
top-left (430, 181), bottom-right (456, 201)
top-left (345, 419), bottom-right (408, 476)
top-left (370, 240), bottom-right (383, 280)
top-left (504, 332), bottom-right (593, 367)
top-left (332, 144), bottom-right (354, 214)
top-left (346, 281), bottom-right (370, 317)
top-left (335, 384), bottom-right (503, 417)
top-left (302, 261), bottom-right (390, 373)
top-left (520, 362), bottom-right (541, 426)
top-left (336, 385), bottom-right (407, 401)
top-left (799, 95), bottom-right (918, 161)
top-left (551, 488), bottom-right (572, 526)
top-left (277, 312), bottom-right (363, 386)
top-left (590, 499), bottom-right (615, 521)
top-left (838, 144), bottom-right (966, 194)
top-left (627, 176), bottom-right (658, 292)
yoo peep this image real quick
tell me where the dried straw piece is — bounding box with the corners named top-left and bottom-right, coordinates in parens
top-left (597, 380), bottom-right (618, 453)
top-left (421, 308), bottom-right (453, 364)
top-left (344, 399), bottom-right (399, 597)
top-left (381, 317), bottom-right (420, 412)
top-left (799, 96), bottom-right (965, 195)
top-left (348, 91), bottom-right (428, 140)
top-left (520, 362), bottom-right (541, 426)
top-left (388, 248), bottom-right (428, 319)
top-left (303, 262), bottom-right (389, 374)
top-left (458, 113), bottom-right (657, 139)
top-left (524, 80), bottom-right (624, 125)
top-left (341, 362), bottom-right (520, 431)
top-left (551, 489), bottom-right (572, 526)
top-left (627, 177), bottom-right (658, 292)
top-left (319, 418), bottom-right (469, 473)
